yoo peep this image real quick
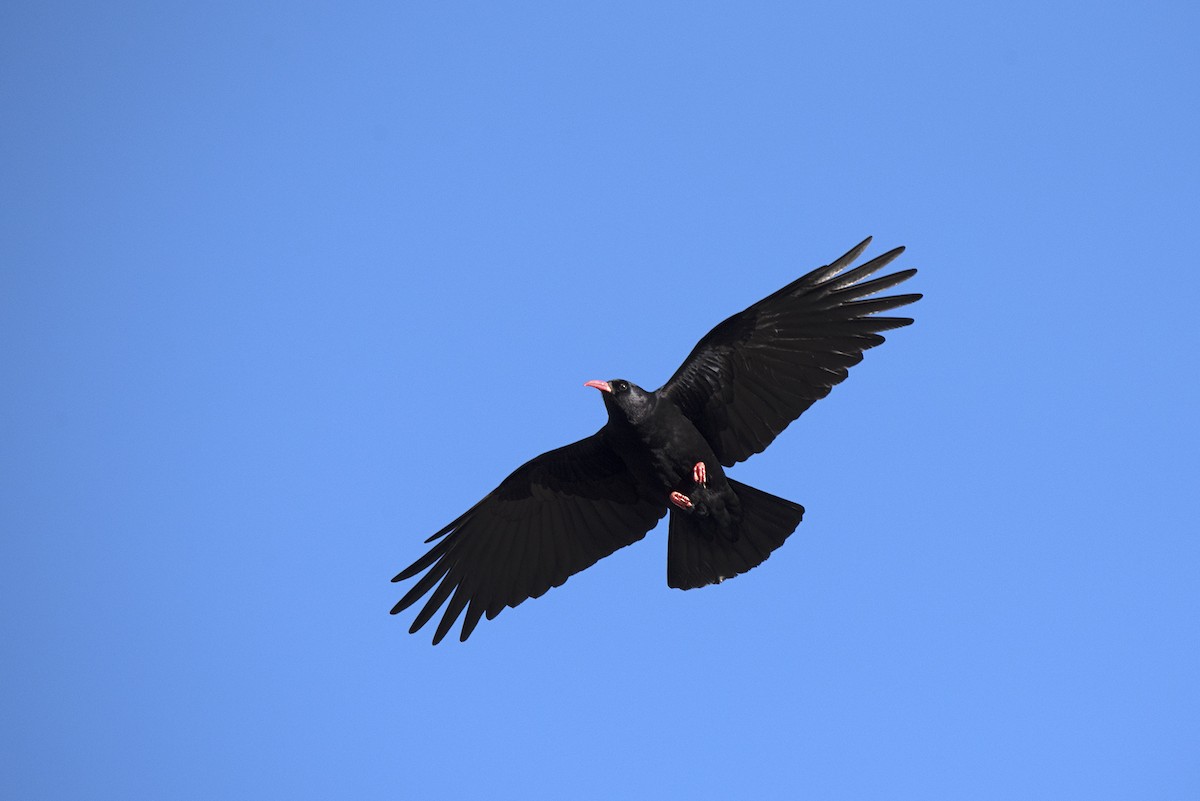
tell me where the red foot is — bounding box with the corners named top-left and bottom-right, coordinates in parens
top-left (693, 461), bottom-right (707, 486)
top-left (670, 491), bottom-right (693, 510)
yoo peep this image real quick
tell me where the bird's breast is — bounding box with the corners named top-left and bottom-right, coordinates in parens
top-left (629, 402), bottom-right (723, 493)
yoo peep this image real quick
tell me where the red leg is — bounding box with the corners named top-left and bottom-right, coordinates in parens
top-left (693, 461), bottom-right (707, 486)
top-left (670, 491), bottom-right (693, 510)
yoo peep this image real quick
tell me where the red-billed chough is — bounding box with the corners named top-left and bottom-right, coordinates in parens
top-left (392, 237), bottom-right (920, 643)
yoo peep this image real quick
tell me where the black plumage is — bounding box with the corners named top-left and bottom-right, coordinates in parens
top-left (392, 237), bottom-right (920, 643)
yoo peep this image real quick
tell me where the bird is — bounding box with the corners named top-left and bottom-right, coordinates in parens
top-left (392, 237), bottom-right (920, 643)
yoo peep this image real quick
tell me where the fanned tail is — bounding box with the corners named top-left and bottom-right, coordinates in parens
top-left (666, 479), bottom-right (804, 590)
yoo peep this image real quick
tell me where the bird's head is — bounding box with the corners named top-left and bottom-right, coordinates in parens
top-left (584, 378), bottom-right (655, 424)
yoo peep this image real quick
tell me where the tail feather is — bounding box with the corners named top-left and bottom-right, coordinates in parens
top-left (666, 479), bottom-right (804, 590)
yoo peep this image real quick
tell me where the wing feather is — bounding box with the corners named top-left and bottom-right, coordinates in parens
top-left (659, 238), bottom-right (920, 466)
top-left (391, 431), bottom-right (666, 643)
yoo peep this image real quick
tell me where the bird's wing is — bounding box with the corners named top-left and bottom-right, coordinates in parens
top-left (391, 431), bottom-right (666, 643)
top-left (658, 237), bottom-right (920, 467)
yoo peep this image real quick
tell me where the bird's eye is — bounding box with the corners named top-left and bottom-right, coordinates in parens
top-left (615, 380), bottom-right (629, 392)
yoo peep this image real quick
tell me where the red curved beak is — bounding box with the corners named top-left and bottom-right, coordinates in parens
top-left (583, 380), bottom-right (612, 393)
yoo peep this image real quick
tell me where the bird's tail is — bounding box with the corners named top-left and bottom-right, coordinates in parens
top-left (666, 479), bottom-right (804, 590)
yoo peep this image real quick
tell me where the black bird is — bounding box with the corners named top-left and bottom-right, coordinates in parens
top-left (392, 237), bottom-right (920, 643)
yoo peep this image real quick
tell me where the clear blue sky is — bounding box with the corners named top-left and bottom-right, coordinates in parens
top-left (3, 2), bottom-right (1197, 799)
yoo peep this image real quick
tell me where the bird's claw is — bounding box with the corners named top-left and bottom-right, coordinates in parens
top-left (670, 491), bottom-right (694, 510)
top-left (671, 463), bottom-right (705, 510)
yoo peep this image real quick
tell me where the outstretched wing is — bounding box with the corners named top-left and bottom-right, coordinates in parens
top-left (659, 237), bottom-right (920, 467)
top-left (391, 431), bottom-right (666, 643)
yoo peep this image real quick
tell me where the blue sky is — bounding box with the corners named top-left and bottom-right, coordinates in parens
top-left (3, 2), bottom-right (1198, 798)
